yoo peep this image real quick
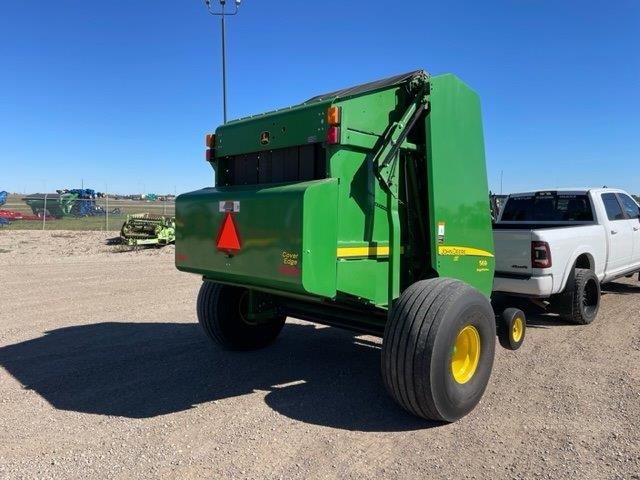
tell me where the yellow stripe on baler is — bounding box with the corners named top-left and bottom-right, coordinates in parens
top-left (337, 245), bottom-right (493, 259)
top-left (337, 246), bottom-right (391, 258)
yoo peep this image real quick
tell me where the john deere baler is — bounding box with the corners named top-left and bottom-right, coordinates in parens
top-left (176, 71), bottom-right (523, 423)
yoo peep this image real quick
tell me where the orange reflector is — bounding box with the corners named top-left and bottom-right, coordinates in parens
top-left (206, 133), bottom-right (216, 148)
top-left (216, 212), bottom-right (241, 253)
top-left (327, 106), bottom-right (341, 125)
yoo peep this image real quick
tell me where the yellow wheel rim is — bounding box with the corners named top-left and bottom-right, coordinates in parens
top-left (512, 317), bottom-right (524, 343)
top-left (451, 325), bottom-right (481, 384)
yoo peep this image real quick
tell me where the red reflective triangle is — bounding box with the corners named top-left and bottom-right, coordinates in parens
top-left (216, 212), bottom-right (241, 253)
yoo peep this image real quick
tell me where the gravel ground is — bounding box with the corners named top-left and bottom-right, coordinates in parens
top-left (0, 230), bottom-right (639, 479)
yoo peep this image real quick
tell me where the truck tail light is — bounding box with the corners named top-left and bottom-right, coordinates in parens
top-left (531, 241), bottom-right (552, 268)
top-left (326, 126), bottom-right (341, 145)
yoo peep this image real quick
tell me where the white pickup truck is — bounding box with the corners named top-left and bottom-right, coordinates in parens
top-left (493, 188), bottom-right (640, 324)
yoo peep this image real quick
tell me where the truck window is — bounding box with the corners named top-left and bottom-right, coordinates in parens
top-left (500, 193), bottom-right (593, 222)
top-left (618, 193), bottom-right (640, 219)
top-left (601, 193), bottom-right (625, 221)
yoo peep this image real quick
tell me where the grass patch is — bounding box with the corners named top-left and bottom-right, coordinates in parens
top-left (5, 217), bottom-right (121, 231)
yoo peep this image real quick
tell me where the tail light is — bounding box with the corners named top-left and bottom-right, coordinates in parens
top-left (205, 133), bottom-right (215, 162)
top-left (531, 241), bottom-right (552, 268)
top-left (326, 125), bottom-right (341, 145)
top-left (326, 105), bottom-right (341, 144)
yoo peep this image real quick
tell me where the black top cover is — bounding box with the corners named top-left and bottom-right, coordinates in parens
top-left (304, 70), bottom-right (426, 104)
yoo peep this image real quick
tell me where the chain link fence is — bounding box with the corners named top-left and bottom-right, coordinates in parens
top-left (0, 193), bottom-right (175, 231)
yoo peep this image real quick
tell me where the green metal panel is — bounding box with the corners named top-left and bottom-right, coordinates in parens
top-left (327, 149), bottom-right (391, 249)
top-left (425, 74), bottom-right (495, 296)
top-left (327, 77), bottom-right (427, 307)
top-left (214, 102), bottom-right (330, 158)
top-left (328, 85), bottom-right (408, 248)
top-left (175, 179), bottom-right (338, 298)
top-left (301, 181), bottom-right (339, 296)
top-left (336, 258), bottom-right (389, 305)
top-left (320, 83), bottom-right (412, 306)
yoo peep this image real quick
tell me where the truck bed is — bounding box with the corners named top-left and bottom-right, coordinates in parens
top-left (493, 224), bottom-right (605, 274)
top-left (492, 223), bottom-right (606, 296)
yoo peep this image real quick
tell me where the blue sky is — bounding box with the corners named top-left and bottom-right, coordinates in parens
top-left (1, 1), bottom-right (638, 195)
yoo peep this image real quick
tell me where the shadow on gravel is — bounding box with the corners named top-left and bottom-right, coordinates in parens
top-left (0, 322), bottom-right (434, 432)
top-left (601, 281), bottom-right (640, 295)
top-left (519, 279), bottom-right (639, 328)
top-left (524, 314), bottom-right (576, 328)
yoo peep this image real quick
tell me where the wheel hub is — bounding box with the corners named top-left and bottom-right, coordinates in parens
top-left (451, 325), bottom-right (481, 384)
top-left (512, 317), bottom-right (523, 342)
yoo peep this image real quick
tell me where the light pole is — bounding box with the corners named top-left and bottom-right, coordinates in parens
top-left (204, 0), bottom-right (241, 124)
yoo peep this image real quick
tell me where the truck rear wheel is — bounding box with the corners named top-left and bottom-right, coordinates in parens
top-left (197, 282), bottom-right (285, 350)
top-left (565, 268), bottom-right (600, 325)
top-left (381, 278), bottom-right (496, 422)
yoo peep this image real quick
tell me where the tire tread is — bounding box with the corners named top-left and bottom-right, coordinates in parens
top-left (382, 278), bottom-right (493, 421)
top-left (197, 282), bottom-right (284, 349)
top-left (567, 268), bottom-right (600, 325)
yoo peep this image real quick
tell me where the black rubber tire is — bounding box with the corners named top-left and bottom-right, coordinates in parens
top-left (196, 281), bottom-right (285, 350)
top-left (497, 308), bottom-right (526, 350)
top-left (381, 278), bottom-right (496, 422)
top-left (564, 268), bottom-right (600, 325)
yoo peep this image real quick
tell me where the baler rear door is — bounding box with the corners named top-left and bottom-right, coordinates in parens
top-left (175, 178), bottom-right (338, 298)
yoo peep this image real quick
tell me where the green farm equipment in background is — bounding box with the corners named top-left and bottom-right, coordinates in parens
top-left (120, 214), bottom-right (175, 246)
top-left (23, 189), bottom-right (111, 218)
top-left (24, 193), bottom-right (77, 217)
top-left (176, 70), bottom-right (526, 423)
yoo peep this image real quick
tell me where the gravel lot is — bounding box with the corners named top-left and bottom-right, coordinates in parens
top-left (1, 230), bottom-right (639, 479)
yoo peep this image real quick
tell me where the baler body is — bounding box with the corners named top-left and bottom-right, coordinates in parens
top-left (176, 71), bottom-right (494, 333)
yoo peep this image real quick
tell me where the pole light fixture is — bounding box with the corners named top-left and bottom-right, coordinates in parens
top-left (204, 0), bottom-right (241, 124)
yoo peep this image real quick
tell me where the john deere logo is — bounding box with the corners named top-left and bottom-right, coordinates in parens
top-left (260, 131), bottom-right (270, 145)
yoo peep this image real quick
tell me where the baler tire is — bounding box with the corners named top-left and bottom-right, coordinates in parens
top-left (197, 281), bottom-right (285, 350)
top-left (497, 308), bottom-right (526, 350)
top-left (564, 268), bottom-right (600, 325)
top-left (381, 278), bottom-right (496, 423)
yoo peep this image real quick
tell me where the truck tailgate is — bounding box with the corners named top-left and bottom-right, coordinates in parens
top-left (493, 229), bottom-right (532, 275)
